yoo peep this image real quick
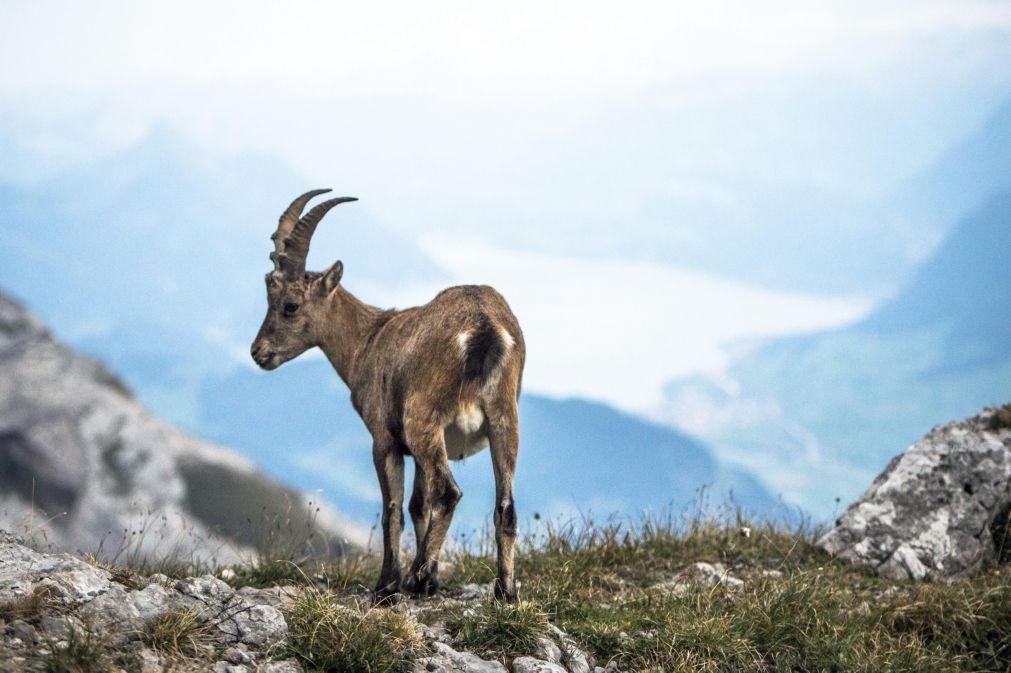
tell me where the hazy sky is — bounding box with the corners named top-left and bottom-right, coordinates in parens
top-left (2, 1), bottom-right (1010, 414)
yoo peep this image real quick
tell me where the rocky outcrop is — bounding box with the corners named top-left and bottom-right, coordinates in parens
top-left (0, 533), bottom-right (603, 673)
top-left (0, 290), bottom-right (367, 564)
top-left (0, 531), bottom-right (299, 672)
top-left (818, 405), bottom-right (1011, 580)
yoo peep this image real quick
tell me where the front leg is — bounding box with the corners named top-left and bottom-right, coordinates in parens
top-left (373, 435), bottom-right (405, 604)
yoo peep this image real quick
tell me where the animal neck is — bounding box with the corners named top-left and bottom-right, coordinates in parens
top-left (317, 285), bottom-right (383, 384)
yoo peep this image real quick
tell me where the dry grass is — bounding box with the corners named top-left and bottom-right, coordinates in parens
top-left (0, 586), bottom-right (55, 624)
top-left (140, 608), bottom-right (218, 659)
top-left (282, 587), bottom-right (424, 673)
top-left (36, 623), bottom-right (109, 673)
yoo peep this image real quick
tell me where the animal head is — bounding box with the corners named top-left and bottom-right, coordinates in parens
top-left (250, 189), bottom-right (356, 370)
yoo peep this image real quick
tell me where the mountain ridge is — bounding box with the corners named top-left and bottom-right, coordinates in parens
top-left (660, 187), bottom-right (1011, 517)
top-left (0, 288), bottom-right (368, 562)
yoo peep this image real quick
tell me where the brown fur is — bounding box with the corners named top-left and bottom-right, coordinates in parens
top-left (251, 193), bottom-right (525, 602)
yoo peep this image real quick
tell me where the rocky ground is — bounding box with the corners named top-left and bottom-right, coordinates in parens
top-left (0, 531), bottom-right (601, 673)
top-left (4, 507), bottom-right (1010, 672)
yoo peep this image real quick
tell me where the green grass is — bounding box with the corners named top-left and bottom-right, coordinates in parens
top-left (443, 600), bottom-right (549, 662)
top-left (222, 550), bottom-right (380, 592)
top-left (434, 511), bottom-right (1011, 672)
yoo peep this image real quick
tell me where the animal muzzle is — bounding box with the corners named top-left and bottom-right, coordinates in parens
top-left (250, 342), bottom-right (280, 370)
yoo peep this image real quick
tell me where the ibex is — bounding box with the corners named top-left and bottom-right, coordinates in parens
top-left (250, 190), bottom-right (525, 602)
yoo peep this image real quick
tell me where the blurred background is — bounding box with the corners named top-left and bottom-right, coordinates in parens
top-left (1, 1), bottom-right (1009, 538)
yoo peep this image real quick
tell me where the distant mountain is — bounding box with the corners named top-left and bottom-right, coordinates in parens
top-left (0, 289), bottom-right (367, 562)
top-left (190, 358), bottom-right (777, 532)
top-left (0, 124), bottom-right (777, 531)
top-left (659, 192), bottom-right (1011, 517)
top-left (861, 192), bottom-right (1011, 357)
top-left (898, 97), bottom-right (1011, 238)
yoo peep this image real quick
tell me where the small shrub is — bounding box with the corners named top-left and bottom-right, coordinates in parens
top-left (283, 588), bottom-right (423, 673)
top-left (989, 403), bottom-right (1011, 431)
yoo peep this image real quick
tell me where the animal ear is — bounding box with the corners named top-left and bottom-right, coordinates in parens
top-left (319, 260), bottom-right (344, 295)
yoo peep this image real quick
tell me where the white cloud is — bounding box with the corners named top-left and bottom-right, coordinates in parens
top-left (2, 1), bottom-right (1009, 95)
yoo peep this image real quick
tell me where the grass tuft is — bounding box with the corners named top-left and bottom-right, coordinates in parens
top-left (140, 608), bottom-right (217, 659)
top-left (0, 585), bottom-right (56, 624)
top-left (444, 600), bottom-right (549, 662)
top-left (282, 587), bottom-right (423, 673)
top-left (37, 623), bottom-right (108, 673)
top-left (881, 575), bottom-right (1011, 671)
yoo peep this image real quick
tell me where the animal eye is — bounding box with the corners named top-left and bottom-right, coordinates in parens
top-left (283, 302), bottom-right (300, 316)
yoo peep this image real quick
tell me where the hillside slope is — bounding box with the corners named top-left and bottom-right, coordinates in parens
top-left (0, 290), bottom-right (367, 562)
top-left (660, 192), bottom-right (1011, 516)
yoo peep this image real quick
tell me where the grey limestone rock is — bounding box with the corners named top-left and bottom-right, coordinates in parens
top-left (217, 599), bottom-right (288, 647)
top-left (512, 657), bottom-right (568, 673)
top-left (259, 660), bottom-right (305, 673)
top-left (214, 662), bottom-right (250, 673)
top-left (0, 535), bottom-right (113, 607)
top-left (0, 533), bottom-right (301, 670)
top-left (818, 406), bottom-right (1011, 579)
top-left (413, 641), bottom-right (509, 673)
top-left (533, 636), bottom-right (562, 664)
top-left (546, 623), bottom-right (595, 673)
top-left (648, 561), bottom-right (745, 597)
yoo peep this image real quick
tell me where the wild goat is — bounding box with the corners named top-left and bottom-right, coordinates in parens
top-left (250, 190), bottom-right (525, 602)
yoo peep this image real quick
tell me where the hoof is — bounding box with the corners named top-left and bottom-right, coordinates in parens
top-left (403, 573), bottom-right (440, 599)
top-left (494, 579), bottom-right (517, 603)
top-left (373, 581), bottom-right (402, 606)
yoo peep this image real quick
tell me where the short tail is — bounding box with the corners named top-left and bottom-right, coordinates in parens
top-left (462, 316), bottom-right (508, 386)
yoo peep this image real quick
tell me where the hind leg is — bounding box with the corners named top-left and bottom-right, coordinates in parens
top-left (488, 408), bottom-right (519, 602)
top-left (403, 421), bottom-right (460, 598)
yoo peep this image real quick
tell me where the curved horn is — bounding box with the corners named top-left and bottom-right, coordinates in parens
top-left (283, 196), bottom-right (358, 279)
top-left (271, 189), bottom-right (332, 270)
